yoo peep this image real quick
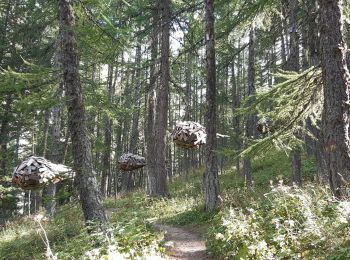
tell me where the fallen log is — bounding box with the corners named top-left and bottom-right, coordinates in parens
top-left (172, 121), bottom-right (207, 149)
top-left (12, 156), bottom-right (74, 190)
top-left (118, 153), bottom-right (146, 171)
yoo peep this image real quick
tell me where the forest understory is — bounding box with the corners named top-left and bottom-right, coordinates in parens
top-left (1, 0), bottom-right (350, 259)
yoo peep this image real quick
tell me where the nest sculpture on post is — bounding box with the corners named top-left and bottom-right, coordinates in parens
top-left (118, 153), bottom-right (146, 171)
top-left (12, 156), bottom-right (74, 190)
top-left (256, 117), bottom-right (274, 135)
top-left (172, 121), bottom-right (207, 149)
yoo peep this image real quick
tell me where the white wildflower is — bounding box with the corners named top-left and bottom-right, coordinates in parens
top-left (257, 240), bottom-right (268, 251)
top-left (215, 233), bottom-right (225, 240)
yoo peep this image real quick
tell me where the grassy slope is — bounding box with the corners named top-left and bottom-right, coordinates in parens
top-left (0, 151), bottom-right (320, 259)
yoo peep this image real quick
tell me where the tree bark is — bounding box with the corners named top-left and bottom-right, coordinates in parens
top-left (146, 0), bottom-right (170, 197)
top-left (0, 95), bottom-right (12, 177)
top-left (101, 64), bottom-right (114, 197)
top-left (243, 27), bottom-right (256, 186)
top-left (44, 85), bottom-right (63, 216)
top-left (204, 0), bottom-right (220, 211)
top-left (319, 0), bottom-right (350, 198)
top-left (231, 61), bottom-right (241, 174)
top-left (123, 41), bottom-right (142, 191)
top-left (58, 0), bottom-right (108, 228)
top-left (286, 0), bottom-right (302, 186)
top-left (42, 110), bottom-right (50, 158)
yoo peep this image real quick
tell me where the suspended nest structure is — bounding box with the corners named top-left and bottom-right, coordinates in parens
top-left (172, 121), bottom-right (207, 149)
top-left (256, 117), bottom-right (274, 134)
top-left (12, 156), bottom-right (74, 190)
top-left (118, 153), bottom-right (146, 171)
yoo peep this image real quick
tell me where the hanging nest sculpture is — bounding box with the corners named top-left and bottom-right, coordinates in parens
top-left (118, 153), bottom-right (146, 171)
top-left (256, 117), bottom-right (274, 135)
top-left (12, 156), bottom-right (74, 190)
top-left (172, 121), bottom-right (207, 149)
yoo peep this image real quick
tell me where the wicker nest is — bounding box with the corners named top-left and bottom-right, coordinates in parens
top-left (256, 117), bottom-right (274, 134)
top-left (12, 156), bottom-right (73, 190)
top-left (172, 121), bottom-right (207, 149)
top-left (118, 153), bottom-right (146, 171)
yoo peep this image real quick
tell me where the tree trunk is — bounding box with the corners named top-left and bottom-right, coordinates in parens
top-left (58, 0), bottom-right (108, 228)
top-left (125, 41), bottom-right (142, 191)
top-left (145, 11), bottom-right (158, 195)
top-left (286, 0), bottom-right (302, 186)
top-left (0, 95), bottom-right (12, 176)
top-left (120, 64), bottom-right (133, 193)
top-left (204, 0), bottom-right (220, 211)
top-left (231, 61), bottom-right (241, 174)
top-left (243, 27), bottom-right (256, 186)
top-left (0, 0), bottom-right (11, 65)
top-left (44, 85), bottom-right (63, 216)
top-left (101, 64), bottom-right (114, 197)
top-left (42, 110), bottom-right (50, 158)
top-left (319, 0), bottom-right (350, 198)
top-left (147, 0), bottom-right (170, 197)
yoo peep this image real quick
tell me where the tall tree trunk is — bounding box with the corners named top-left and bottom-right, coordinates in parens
top-left (204, 0), bottom-right (220, 211)
top-left (120, 64), bottom-right (133, 193)
top-left (101, 64), bottom-right (114, 197)
top-left (145, 12), bottom-right (158, 195)
top-left (0, 95), bottom-right (12, 176)
top-left (42, 110), bottom-right (50, 158)
top-left (147, 0), bottom-right (170, 197)
top-left (0, 0), bottom-right (11, 65)
top-left (44, 85), bottom-right (63, 216)
top-left (319, 0), bottom-right (350, 198)
top-left (243, 27), bottom-right (256, 186)
top-left (231, 61), bottom-right (241, 174)
top-left (125, 41), bottom-right (142, 191)
top-left (58, 0), bottom-right (108, 228)
top-left (287, 0), bottom-right (302, 186)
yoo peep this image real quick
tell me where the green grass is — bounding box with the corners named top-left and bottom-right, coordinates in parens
top-left (0, 150), bottom-right (320, 259)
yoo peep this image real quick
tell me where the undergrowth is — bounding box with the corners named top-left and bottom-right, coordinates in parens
top-left (2, 150), bottom-right (350, 259)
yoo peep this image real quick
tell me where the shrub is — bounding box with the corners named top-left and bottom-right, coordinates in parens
top-left (206, 184), bottom-right (350, 259)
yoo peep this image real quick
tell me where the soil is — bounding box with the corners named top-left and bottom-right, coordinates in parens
top-left (154, 224), bottom-right (215, 260)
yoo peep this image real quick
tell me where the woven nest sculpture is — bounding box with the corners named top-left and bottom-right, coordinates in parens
top-left (118, 153), bottom-right (146, 171)
top-left (12, 156), bottom-right (74, 190)
top-left (256, 117), bottom-right (274, 134)
top-left (172, 121), bottom-right (207, 149)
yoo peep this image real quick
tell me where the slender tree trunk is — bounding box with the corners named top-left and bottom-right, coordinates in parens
top-left (0, 96), bottom-right (12, 176)
top-left (231, 61), bottom-right (241, 174)
top-left (127, 41), bottom-right (142, 190)
top-left (286, 0), bottom-right (302, 186)
top-left (0, 0), bottom-right (11, 65)
top-left (319, 0), bottom-right (350, 198)
top-left (204, 0), bottom-right (220, 211)
top-left (101, 64), bottom-right (114, 197)
top-left (44, 85), bottom-right (63, 216)
top-left (42, 110), bottom-right (50, 157)
top-left (120, 65), bottom-right (133, 193)
top-left (58, 0), bottom-right (108, 228)
top-left (243, 27), bottom-right (256, 186)
top-left (145, 12), bottom-right (158, 195)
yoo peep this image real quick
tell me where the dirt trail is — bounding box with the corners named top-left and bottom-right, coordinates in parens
top-left (154, 224), bottom-right (215, 260)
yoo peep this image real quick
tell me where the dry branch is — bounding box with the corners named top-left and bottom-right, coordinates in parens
top-left (12, 156), bottom-right (74, 190)
top-left (118, 153), bottom-right (146, 171)
top-left (172, 121), bottom-right (207, 149)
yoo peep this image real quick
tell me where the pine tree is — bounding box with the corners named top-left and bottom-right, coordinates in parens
top-left (319, 0), bottom-right (350, 198)
top-left (58, 0), bottom-right (108, 228)
top-left (204, 0), bottom-right (220, 211)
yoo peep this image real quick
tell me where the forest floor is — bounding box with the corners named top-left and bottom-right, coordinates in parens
top-left (153, 223), bottom-right (213, 260)
top-left (1, 151), bottom-right (327, 259)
